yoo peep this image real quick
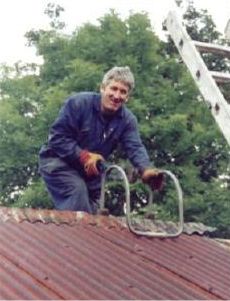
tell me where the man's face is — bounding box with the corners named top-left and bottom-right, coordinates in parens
top-left (100, 80), bottom-right (129, 114)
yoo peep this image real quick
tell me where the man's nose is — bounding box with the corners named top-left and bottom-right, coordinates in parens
top-left (113, 90), bottom-right (122, 99)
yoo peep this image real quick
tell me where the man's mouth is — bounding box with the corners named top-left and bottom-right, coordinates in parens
top-left (110, 97), bottom-right (122, 105)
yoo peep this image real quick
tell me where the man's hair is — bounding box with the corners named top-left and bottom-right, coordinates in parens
top-left (102, 66), bottom-right (135, 92)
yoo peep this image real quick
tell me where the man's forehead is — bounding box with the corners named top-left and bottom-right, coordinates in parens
top-left (108, 79), bottom-right (129, 90)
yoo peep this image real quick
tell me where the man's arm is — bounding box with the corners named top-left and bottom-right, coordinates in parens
top-left (48, 94), bottom-right (105, 176)
top-left (121, 116), bottom-right (164, 190)
top-left (120, 115), bottom-right (151, 174)
top-left (48, 96), bottom-right (84, 164)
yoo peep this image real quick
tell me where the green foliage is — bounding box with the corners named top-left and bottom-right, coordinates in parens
top-left (62, 59), bottom-right (104, 92)
top-left (12, 179), bottom-right (53, 209)
top-left (0, 2), bottom-right (229, 237)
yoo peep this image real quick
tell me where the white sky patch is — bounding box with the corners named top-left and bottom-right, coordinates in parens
top-left (0, 0), bottom-right (229, 64)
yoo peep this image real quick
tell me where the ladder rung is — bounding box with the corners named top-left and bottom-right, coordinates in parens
top-left (210, 71), bottom-right (230, 83)
top-left (194, 41), bottom-right (230, 58)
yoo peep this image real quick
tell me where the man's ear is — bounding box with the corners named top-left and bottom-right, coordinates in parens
top-left (100, 84), bottom-right (105, 93)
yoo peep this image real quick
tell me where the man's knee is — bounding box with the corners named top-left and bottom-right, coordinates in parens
top-left (39, 163), bottom-right (91, 212)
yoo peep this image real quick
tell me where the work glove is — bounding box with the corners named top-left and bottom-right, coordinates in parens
top-left (79, 150), bottom-right (105, 177)
top-left (141, 168), bottom-right (164, 191)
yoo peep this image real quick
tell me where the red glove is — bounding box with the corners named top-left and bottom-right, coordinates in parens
top-left (79, 150), bottom-right (104, 177)
top-left (141, 168), bottom-right (164, 191)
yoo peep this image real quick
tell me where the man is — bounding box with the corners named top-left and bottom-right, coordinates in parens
top-left (39, 66), bottom-right (163, 214)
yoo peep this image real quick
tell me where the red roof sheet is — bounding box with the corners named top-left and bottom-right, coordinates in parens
top-left (0, 206), bottom-right (229, 300)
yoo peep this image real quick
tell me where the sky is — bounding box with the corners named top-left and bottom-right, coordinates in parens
top-left (0, 0), bottom-right (230, 65)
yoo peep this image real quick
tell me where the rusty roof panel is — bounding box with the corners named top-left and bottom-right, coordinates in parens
top-left (89, 226), bottom-right (230, 299)
top-left (0, 207), bottom-right (230, 300)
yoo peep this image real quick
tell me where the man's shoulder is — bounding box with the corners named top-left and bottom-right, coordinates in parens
top-left (122, 105), bottom-right (136, 122)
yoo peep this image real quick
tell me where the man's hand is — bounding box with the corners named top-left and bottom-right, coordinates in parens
top-left (141, 168), bottom-right (164, 191)
top-left (79, 150), bottom-right (105, 177)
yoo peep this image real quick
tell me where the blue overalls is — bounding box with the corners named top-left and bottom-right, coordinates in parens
top-left (39, 92), bottom-right (151, 213)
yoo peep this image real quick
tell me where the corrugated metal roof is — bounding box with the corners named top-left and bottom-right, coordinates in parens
top-left (0, 206), bottom-right (229, 300)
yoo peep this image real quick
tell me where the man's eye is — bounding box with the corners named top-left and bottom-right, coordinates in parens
top-left (121, 89), bottom-right (127, 95)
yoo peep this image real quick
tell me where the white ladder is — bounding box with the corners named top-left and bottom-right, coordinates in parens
top-left (166, 11), bottom-right (230, 146)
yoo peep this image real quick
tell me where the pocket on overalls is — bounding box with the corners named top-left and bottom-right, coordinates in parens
top-left (77, 127), bottom-right (91, 148)
top-left (39, 157), bottom-right (68, 174)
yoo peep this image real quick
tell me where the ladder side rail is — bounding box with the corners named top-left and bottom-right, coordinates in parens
top-left (166, 11), bottom-right (230, 146)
